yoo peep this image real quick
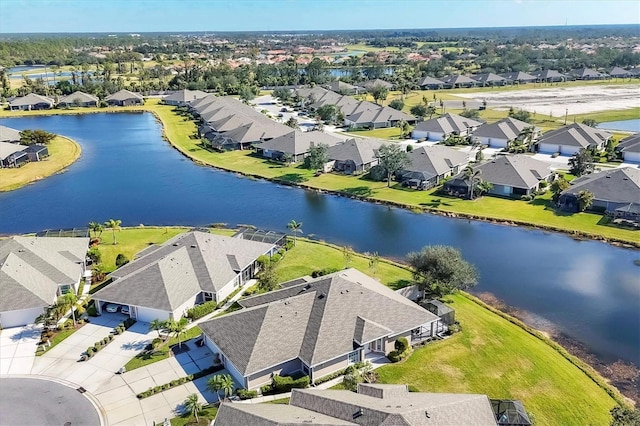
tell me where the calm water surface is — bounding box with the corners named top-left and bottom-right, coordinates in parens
top-left (0, 113), bottom-right (638, 366)
top-left (598, 119), bottom-right (640, 132)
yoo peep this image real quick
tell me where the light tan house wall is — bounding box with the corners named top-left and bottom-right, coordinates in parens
top-left (311, 355), bottom-right (349, 383)
top-left (384, 330), bottom-right (412, 353)
top-left (246, 358), bottom-right (302, 390)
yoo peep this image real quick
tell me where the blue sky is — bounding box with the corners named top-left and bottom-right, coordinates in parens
top-left (1, 0), bottom-right (639, 33)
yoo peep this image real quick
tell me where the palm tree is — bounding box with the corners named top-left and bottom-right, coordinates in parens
top-left (149, 319), bottom-right (166, 338)
top-left (167, 318), bottom-right (189, 348)
top-left (104, 219), bottom-right (122, 245)
top-left (287, 220), bottom-right (303, 246)
top-left (463, 166), bottom-right (482, 200)
top-left (577, 190), bottom-right (595, 212)
top-left (207, 374), bottom-right (234, 402)
top-left (88, 222), bottom-right (104, 240)
top-left (426, 105), bottom-right (437, 119)
top-left (183, 394), bottom-right (201, 423)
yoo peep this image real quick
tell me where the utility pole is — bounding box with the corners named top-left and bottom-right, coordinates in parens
top-left (564, 108), bottom-right (568, 125)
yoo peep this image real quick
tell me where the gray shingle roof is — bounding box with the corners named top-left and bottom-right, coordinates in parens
top-left (568, 68), bottom-right (607, 79)
top-left (473, 155), bottom-right (552, 189)
top-left (473, 118), bottom-right (538, 141)
top-left (0, 237), bottom-right (89, 312)
top-left (471, 73), bottom-right (507, 84)
top-left (561, 167), bottom-right (640, 205)
top-left (164, 89), bottom-right (209, 103)
top-left (413, 113), bottom-right (482, 134)
top-left (532, 69), bottom-right (566, 80)
top-left (105, 89), bottom-right (143, 102)
top-left (617, 134), bottom-right (640, 154)
top-left (257, 130), bottom-right (341, 156)
top-left (9, 93), bottom-right (54, 108)
top-left (0, 141), bottom-right (27, 161)
top-left (200, 268), bottom-right (438, 375)
top-left (0, 125), bottom-right (23, 143)
top-left (537, 123), bottom-right (612, 149)
top-left (500, 71), bottom-right (537, 82)
top-left (418, 76), bottom-right (445, 87)
top-left (359, 79), bottom-right (393, 90)
top-left (325, 81), bottom-right (358, 93)
top-left (215, 402), bottom-right (356, 426)
top-left (327, 138), bottom-right (385, 167)
top-left (93, 232), bottom-right (274, 310)
top-left (403, 145), bottom-right (470, 179)
top-left (439, 74), bottom-right (477, 85)
top-left (58, 91), bottom-right (99, 104)
top-left (609, 67), bottom-right (631, 78)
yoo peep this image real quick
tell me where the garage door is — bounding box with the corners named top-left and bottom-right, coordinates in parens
top-left (135, 306), bottom-right (170, 323)
top-left (560, 146), bottom-right (581, 156)
top-left (0, 307), bottom-right (44, 328)
top-left (538, 143), bottom-right (559, 154)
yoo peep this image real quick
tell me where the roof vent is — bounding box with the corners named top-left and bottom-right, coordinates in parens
top-left (191, 245), bottom-right (197, 248)
top-left (425, 411), bottom-right (431, 418)
top-left (606, 176), bottom-right (611, 178)
top-left (353, 408), bottom-right (364, 419)
top-left (318, 293), bottom-right (325, 300)
top-left (173, 243), bottom-right (179, 246)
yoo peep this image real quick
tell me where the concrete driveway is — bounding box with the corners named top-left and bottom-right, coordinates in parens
top-left (0, 324), bottom-right (41, 375)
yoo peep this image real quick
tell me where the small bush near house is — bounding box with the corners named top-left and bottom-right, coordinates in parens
top-left (87, 301), bottom-right (99, 317)
top-left (186, 301), bottom-right (218, 320)
top-left (115, 253), bottom-right (130, 268)
top-left (395, 337), bottom-right (409, 354)
top-left (447, 322), bottom-right (461, 335)
top-left (260, 384), bottom-right (274, 395)
top-left (311, 267), bottom-right (340, 278)
top-left (272, 374), bottom-right (310, 392)
top-left (539, 181), bottom-right (549, 189)
top-left (520, 194), bottom-right (533, 201)
top-left (387, 350), bottom-right (402, 363)
top-left (237, 389), bottom-right (258, 400)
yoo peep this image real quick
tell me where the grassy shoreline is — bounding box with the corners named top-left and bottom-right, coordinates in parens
top-left (99, 228), bottom-right (625, 425)
top-left (0, 135), bottom-right (82, 191)
top-left (3, 99), bottom-right (638, 247)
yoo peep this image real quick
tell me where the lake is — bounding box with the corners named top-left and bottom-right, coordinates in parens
top-left (598, 118), bottom-right (640, 132)
top-left (0, 113), bottom-right (638, 366)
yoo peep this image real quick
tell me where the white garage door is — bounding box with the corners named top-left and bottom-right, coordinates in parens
top-left (560, 145), bottom-right (581, 156)
top-left (623, 152), bottom-right (640, 163)
top-left (0, 307), bottom-right (44, 328)
top-left (538, 143), bottom-right (559, 154)
top-left (135, 306), bottom-right (170, 323)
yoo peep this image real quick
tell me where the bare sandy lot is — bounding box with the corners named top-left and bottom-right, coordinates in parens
top-left (457, 84), bottom-right (640, 117)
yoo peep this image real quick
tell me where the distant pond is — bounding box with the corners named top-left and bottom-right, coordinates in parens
top-left (597, 119), bottom-right (640, 133)
top-left (0, 113), bottom-right (638, 367)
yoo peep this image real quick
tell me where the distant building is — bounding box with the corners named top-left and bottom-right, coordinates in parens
top-left (58, 91), bottom-right (99, 108)
top-left (105, 89), bottom-right (144, 106)
top-left (9, 93), bottom-right (55, 111)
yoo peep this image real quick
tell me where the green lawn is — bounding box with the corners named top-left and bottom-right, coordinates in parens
top-left (169, 405), bottom-right (218, 426)
top-left (124, 326), bottom-right (203, 371)
top-left (35, 325), bottom-right (81, 356)
top-left (376, 293), bottom-right (619, 426)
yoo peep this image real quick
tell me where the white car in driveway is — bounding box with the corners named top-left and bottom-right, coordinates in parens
top-left (104, 303), bottom-right (118, 313)
top-left (120, 305), bottom-right (130, 315)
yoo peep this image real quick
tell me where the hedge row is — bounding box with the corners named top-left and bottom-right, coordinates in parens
top-left (137, 365), bottom-right (224, 399)
top-left (313, 361), bottom-right (367, 386)
top-left (80, 318), bottom-right (136, 361)
top-left (261, 374), bottom-right (310, 395)
top-left (185, 300), bottom-right (217, 320)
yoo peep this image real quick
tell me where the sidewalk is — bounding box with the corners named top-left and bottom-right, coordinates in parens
top-left (187, 279), bottom-right (257, 330)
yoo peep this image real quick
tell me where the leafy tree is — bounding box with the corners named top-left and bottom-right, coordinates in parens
top-left (165, 318), bottom-right (189, 348)
top-left (460, 109), bottom-right (480, 119)
top-left (376, 144), bottom-right (409, 187)
top-left (577, 190), bottom-right (595, 212)
top-left (183, 394), bottom-right (201, 423)
top-left (568, 149), bottom-right (594, 177)
top-left (550, 177), bottom-right (570, 202)
top-left (272, 87), bottom-right (291, 102)
top-left (397, 119), bottom-right (411, 138)
top-left (343, 245), bottom-right (354, 268)
top-left (508, 109), bottom-right (532, 123)
top-left (582, 118), bottom-right (598, 127)
top-left (315, 104), bottom-right (339, 123)
top-left (257, 261), bottom-right (279, 292)
top-left (368, 252), bottom-right (380, 277)
top-left (388, 99), bottom-right (404, 111)
top-left (426, 105), bottom-right (437, 119)
top-left (463, 166), bottom-right (482, 200)
top-left (104, 219), bottom-right (122, 245)
top-left (19, 129), bottom-right (56, 145)
top-left (287, 220), bottom-right (303, 246)
top-left (410, 104), bottom-right (428, 119)
top-left (407, 245), bottom-right (478, 297)
top-left (238, 85), bottom-right (256, 103)
top-left (475, 180), bottom-right (493, 197)
top-left (370, 85), bottom-right (389, 105)
top-left (115, 253), bottom-right (129, 268)
top-left (149, 319), bottom-right (166, 338)
top-left (284, 116), bottom-right (300, 129)
top-left (87, 247), bottom-right (101, 264)
top-left (304, 143), bottom-right (329, 170)
top-left (610, 405), bottom-right (640, 426)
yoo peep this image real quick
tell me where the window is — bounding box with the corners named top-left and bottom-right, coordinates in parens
top-left (301, 364), bottom-right (309, 374)
top-left (348, 350), bottom-right (360, 364)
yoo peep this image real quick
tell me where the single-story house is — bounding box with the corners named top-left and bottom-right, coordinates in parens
top-left (105, 89), bottom-right (144, 106)
top-left (439, 74), bottom-right (477, 89)
top-left (471, 73), bottom-right (508, 86)
top-left (472, 117), bottom-right (540, 149)
top-left (411, 113), bottom-right (482, 141)
top-left (0, 125), bottom-right (22, 143)
top-left (199, 268), bottom-right (440, 390)
top-left (400, 145), bottom-right (471, 189)
top-left (532, 69), bottom-right (566, 82)
top-left (9, 93), bottom-right (55, 111)
top-left (92, 231), bottom-right (277, 322)
top-left (558, 167), bottom-right (640, 213)
top-left (567, 68), bottom-right (608, 80)
top-left (359, 78), bottom-right (394, 91)
top-left (0, 236), bottom-right (89, 328)
top-left (163, 89), bottom-right (209, 106)
top-left (216, 384), bottom-right (500, 425)
top-left (0, 142), bottom-right (29, 168)
top-left (325, 138), bottom-right (385, 174)
top-left (418, 76), bottom-right (445, 90)
top-left (500, 71), bottom-right (537, 84)
top-left (24, 144), bottom-right (49, 162)
top-left (324, 81), bottom-right (360, 95)
top-left (443, 154), bottom-right (554, 198)
top-left (344, 105), bottom-right (416, 129)
top-left (537, 123), bottom-right (612, 155)
top-left (58, 91), bottom-right (99, 108)
top-left (616, 133), bottom-right (640, 163)
top-left (255, 130), bottom-right (342, 163)
top-left (609, 67), bottom-right (631, 79)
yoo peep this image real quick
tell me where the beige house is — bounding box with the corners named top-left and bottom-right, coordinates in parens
top-left (200, 269), bottom-right (439, 390)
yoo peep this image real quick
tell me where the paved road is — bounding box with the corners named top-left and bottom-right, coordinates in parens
top-left (0, 377), bottom-right (101, 426)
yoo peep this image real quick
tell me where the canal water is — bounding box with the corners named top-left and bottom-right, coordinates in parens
top-left (1, 113), bottom-right (638, 366)
top-left (597, 119), bottom-right (640, 133)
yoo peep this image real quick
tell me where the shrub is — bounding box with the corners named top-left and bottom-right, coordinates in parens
top-left (448, 323), bottom-right (461, 334)
top-left (151, 337), bottom-right (162, 349)
top-left (260, 384), bottom-right (274, 395)
top-left (367, 165), bottom-right (386, 182)
top-left (256, 255), bottom-right (270, 268)
top-left (86, 346), bottom-right (95, 355)
top-left (270, 253), bottom-right (282, 264)
top-left (87, 302), bottom-right (98, 317)
top-left (387, 350), bottom-right (402, 363)
top-left (237, 389), bottom-right (258, 400)
top-left (115, 253), bottom-right (130, 268)
top-left (87, 247), bottom-right (102, 264)
top-left (162, 384), bottom-right (170, 390)
top-left (170, 380), bottom-right (180, 387)
top-left (272, 374), bottom-right (310, 392)
top-left (520, 194), bottom-right (533, 201)
top-left (408, 385), bottom-right (420, 392)
top-left (284, 240), bottom-right (294, 251)
top-left (186, 300), bottom-right (218, 320)
top-left (395, 337), bottom-right (409, 354)
top-left (539, 181), bottom-right (549, 189)
top-left (311, 267), bottom-right (340, 278)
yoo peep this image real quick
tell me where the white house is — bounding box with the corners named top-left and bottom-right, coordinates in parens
top-left (537, 123), bottom-right (612, 156)
top-left (92, 231), bottom-right (276, 322)
top-left (617, 133), bottom-right (640, 163)
top-left (472, 117), bottom-right (539, 149)
top-left (411, 113), bottom-right (482, 141)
